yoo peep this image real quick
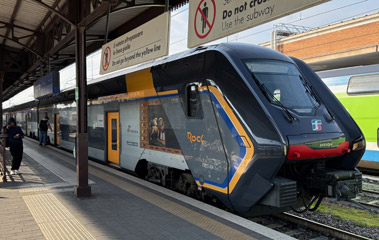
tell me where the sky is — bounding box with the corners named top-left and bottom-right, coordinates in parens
top-left (3, 0), bottom-right (378, 108)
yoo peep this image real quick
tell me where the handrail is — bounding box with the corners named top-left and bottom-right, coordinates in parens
top-left (0, 132), bottom-right (7, 182)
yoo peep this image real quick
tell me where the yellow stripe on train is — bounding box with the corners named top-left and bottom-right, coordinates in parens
top-left (208, 86), bottom-right (255, 194)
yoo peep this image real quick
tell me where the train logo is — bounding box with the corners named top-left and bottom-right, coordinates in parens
top-left (187, 132), bottom-right (204, 144)
top-left (127, 125), bottom-right (138, 134)
top-left (312, 119), bottom-right (322, 131)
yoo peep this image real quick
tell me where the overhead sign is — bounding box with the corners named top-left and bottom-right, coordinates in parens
top-left (188, 0), bottom-right (330, 48)
top-left (34, 71), bottom-right (60, 99)
top-left (100, 12), bottom-right (170, 75)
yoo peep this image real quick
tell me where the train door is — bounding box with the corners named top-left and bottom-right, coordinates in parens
top-left (55, 114), bottom-right (60, 145)
top-left (25, 114), bottom-right (28, 136)
top-left (107, 112), bottom-right (120, 164)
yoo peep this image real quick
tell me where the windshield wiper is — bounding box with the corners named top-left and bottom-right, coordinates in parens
top-left (299, 75), bottom-right (335, 121)
top-left (251, 73), bottom-right (297, 122)
top-left (299, 75), bottom-right (318, 104)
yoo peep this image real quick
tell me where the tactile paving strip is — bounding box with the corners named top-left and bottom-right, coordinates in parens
top-left (22, 190), bottom-right (96, 240)
top-left (19, 187), bottom-right (48, 193)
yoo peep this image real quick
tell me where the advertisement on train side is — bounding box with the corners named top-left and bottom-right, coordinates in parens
top-left (140, 101), bottom-right (182, 155)
top-left (99, 12), bottom-right (170, 75)
top-left (187, 0), bottom-right (330, 48)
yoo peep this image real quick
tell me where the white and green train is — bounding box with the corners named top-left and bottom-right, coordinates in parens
top-left (318, 64), bottom-right (379, 171)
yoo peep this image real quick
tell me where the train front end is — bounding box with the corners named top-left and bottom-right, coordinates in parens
top-left (219, 44), bottom-right (365, 215)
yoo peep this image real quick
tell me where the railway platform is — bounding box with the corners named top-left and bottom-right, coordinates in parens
top-left (0, 138), bottom-right (294, 240)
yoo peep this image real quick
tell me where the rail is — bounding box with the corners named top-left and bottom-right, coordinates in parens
top-left (358, 189), bottom-right (379, 212)
top-left (362, 189), bottom-right (379, 195)
top-left (0, 132), bottom-right (7, 182)
top-left (277, 212), bottom-right (371, 240)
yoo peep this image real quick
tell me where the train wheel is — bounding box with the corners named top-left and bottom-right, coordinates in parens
top-left (146, 166), bottom-right (163, 185)
top-left (178, 173), bottom-right (197, 197)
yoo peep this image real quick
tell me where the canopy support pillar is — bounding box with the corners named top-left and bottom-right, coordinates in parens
top-left (74, 0), bottom-right (91, 197)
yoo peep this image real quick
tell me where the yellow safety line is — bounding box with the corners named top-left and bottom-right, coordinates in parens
top-left (28, 143), bottom-right (259, 240)
top-left (21, 190), bottom-right (96, 240)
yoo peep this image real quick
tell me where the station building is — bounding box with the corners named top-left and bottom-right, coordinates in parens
top-left (260, 12), bottom-right (379, 71)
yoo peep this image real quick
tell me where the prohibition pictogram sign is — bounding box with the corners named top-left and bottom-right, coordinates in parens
top-left (102, 46), bottom-right (111, 71)
top-left (194, 0), bottom-right (216, 39)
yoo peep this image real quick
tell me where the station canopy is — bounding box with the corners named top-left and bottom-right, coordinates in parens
top-left (0, 0), bottom-right (188, 101)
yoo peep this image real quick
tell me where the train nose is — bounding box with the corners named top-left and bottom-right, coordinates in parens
top-left (286, 133), bottom-right (349, 160)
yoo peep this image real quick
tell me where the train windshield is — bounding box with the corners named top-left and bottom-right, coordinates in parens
top-left (245, 60), bottom-right (319, 113)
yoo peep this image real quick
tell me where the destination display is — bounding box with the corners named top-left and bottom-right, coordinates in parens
top-left (33, 71), bottom-right (60, 99)
top-left (100, 12), bottom-right (170, 75)
top-left (188, 0), bottom-right (330, 48)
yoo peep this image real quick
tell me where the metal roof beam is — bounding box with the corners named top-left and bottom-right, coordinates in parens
top-left (1, 0), bottom-right (22, 47)
top-left (0, 34), bottom-right (42, 57)
top-left (46, 29), bottom-right (75, 57)
top-left (0, 20), bottom-right (39, 33)
top-left (1, 0), bottom-right (190, 101)
top-left (1, 31), bottom-right (76, 100)
top-left (78, 1), bottom-right (109, 27)
top-left (29, 0), bottom-right (74, 26)
top-left (25, 0), bottom-right (61, 48)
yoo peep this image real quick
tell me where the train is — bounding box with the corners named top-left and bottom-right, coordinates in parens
top-left (2, 43), bottom-right (364, 216)
top-left (317, 65), bottom-right (379, 172)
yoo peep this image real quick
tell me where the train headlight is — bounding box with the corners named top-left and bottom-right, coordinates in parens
top-left (283, 145), bottom-right (287, 156)
top-left (352, 138), bottom-right (365, 151)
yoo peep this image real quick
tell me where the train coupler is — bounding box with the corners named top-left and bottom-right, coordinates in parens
top-left (307, 169), bottom-right (362, 201)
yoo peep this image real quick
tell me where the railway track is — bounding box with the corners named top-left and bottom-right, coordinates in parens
top-left (277, 212), bottom-right (372, 240)
top-left (356, 189), bottom-right (379, 212)
top-left (358, 201), bottom-right (379, 212)
top-left (362, 189), bottom-right (379, 195)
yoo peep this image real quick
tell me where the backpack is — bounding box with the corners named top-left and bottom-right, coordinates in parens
top-left (40, 120), bottom-right (48, 131)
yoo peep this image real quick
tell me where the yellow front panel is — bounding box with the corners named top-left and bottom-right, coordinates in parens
top-left (126, 68), bottom-right (157, 99)
top-left (107, 112), bottom-right (120, 164)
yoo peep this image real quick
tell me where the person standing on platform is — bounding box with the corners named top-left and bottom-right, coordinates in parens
top-left (3, 118), bottom-right (24, 175)
top-left (39, 116), bottom-right (52, 146)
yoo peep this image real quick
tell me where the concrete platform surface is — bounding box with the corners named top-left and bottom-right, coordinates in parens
top-left (0, 138), bottom-right (295, 240)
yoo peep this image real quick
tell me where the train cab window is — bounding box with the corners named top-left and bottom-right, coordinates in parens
top-left (244, 60), bottom-right (319, 114)
top-left (186, 84), bottom-right (200, 118)
top-left (347, 74), bottom-right (379, 95)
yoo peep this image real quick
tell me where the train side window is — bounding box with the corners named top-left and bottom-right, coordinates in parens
top-left (347, 74), bottom-right (379, 95)
top-left (186, 84), bottom-right (199, 118)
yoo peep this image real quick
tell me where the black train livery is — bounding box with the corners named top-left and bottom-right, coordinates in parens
top-left (3, 43), bottom-right (364, 216)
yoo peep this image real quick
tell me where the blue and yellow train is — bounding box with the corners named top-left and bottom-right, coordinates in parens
top-left (3, 43), bottom-right (364, 216)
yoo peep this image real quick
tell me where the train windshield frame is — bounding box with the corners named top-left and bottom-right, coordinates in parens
top-left (244, 59), bottom-right (319, 114)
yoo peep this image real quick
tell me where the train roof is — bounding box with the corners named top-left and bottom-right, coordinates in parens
top-left (4, 43), bottom-right (293, 112)
top-left (83, 43), bottom-right (293, 88)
